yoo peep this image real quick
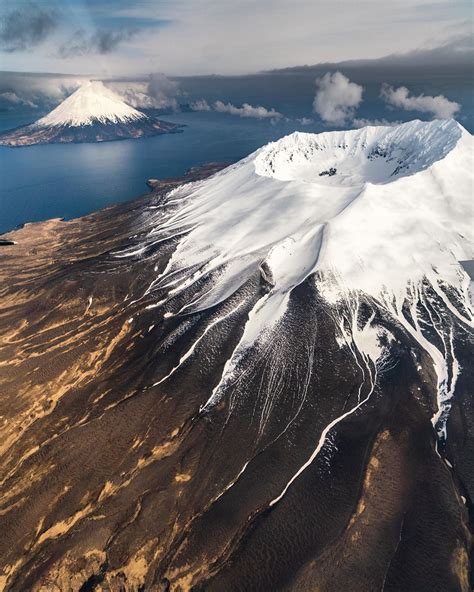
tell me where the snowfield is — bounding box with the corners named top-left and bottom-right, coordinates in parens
top-left (142, 119), bottom-right (472, 309)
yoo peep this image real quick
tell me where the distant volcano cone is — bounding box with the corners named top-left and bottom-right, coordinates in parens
top-left (0, 80), bottom-right (181, 146)
top-left (34, 81), bottom-right (149, 127)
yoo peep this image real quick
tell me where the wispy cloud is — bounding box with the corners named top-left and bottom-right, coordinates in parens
top-left (58, 28), bottom-right (135, 58)
top-left (297, 117), bottom-right (314, 126)
top-left (352, 118), bottom-right (401, 128)
top-left (380, 84), bottom-right (460, 119)
top-left (313, 72), bottom-right (363, 125)
top-left (0, 3), bottom-right (58, 52)
top-left (189, 99), bottom-right (211, 111)
top-left (213, 101), bottom-right (282, 119)
top-left (147, 73), bottom-right (180, 109)
top-left (0, 91), bottom-right (38, 109)
top-left (189, 99), bottom-right (282, 119)
top-left (0, 72), bottom-right (84, 110)
top-left (111, 74), bottom-right (180, 110)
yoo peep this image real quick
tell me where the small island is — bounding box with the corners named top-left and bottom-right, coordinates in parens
top-left (0, 81), bottom-right (182, 147)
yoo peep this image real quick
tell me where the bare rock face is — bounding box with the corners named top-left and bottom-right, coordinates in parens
top-left (0, 122), bottom-right (472, 591)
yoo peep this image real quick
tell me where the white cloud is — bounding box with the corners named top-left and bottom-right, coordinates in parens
top-left (297, 117), bottom-right (314, 125)
top-left (214, 100), bottom-right (282, 119)
top-left (380, 84), bottom-right (460, 119)
top-left (0, 91), bottom-right (37, 108)
top-left (0, 73), bottom-right (84, 110)
top-left (190, 99), bottom-right (211, 111)
top-left (189, 98), bottom-right (282, 118)
top-left (313, 72), bottom-right (363, 125)
top-left (110, 74), bottom-right (180, 110)
top-left (352, 117), bottom-right (401, 128)
top-left (147, 73), bottom-right (180, 109)
top-left (113, 84), bottom-right (159, 109)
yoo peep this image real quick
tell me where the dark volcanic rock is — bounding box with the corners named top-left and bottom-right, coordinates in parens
top-left (0, 162), bottom-right (471, 592)
top-left (0, 117), bottom-right (182, 147)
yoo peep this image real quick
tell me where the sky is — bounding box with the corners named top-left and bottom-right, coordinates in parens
top-left (0, 0), bottom-right (472, 76)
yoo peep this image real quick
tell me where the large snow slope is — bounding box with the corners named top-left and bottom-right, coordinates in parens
top-left (118, 119), bottom-right (473, 436)
top-left (139, 119), bottom-right (472, 311)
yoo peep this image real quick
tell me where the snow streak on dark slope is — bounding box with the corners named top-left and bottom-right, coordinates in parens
top-left (0, 121), bottom-right (472, 591)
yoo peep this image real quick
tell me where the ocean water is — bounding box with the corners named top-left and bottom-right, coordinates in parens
top-left (0, 68), bottom-right (472, 234)
top-left (0, 112), bottom-right (301, 233)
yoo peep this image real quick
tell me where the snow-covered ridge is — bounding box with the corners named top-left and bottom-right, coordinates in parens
top-left (140, 119), bottom-right (472, 309)
top-left (255, 119), bottom-right (462, 185)
top-left (35, 81), bottom-right (148, 128)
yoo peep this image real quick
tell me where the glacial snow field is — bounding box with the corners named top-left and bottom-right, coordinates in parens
top-left (0, 81), bottom-right (181, 146)
top-left (134, 119), bottom-right (473, 435)
top-left (0, 120), bottom-right (472, 591)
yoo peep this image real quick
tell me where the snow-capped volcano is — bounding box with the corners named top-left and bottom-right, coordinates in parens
top-left (1, 120), bottom-right (473, 591)
top-left (0, 81), bottom-right (181, 146)
top-left (35, 81), bottom-right (148, 128)
top-left (116, 119), bottom-right (472, 438)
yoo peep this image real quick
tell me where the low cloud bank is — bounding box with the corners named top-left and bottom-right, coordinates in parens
top-left (190, 99), bottom-right (282, 119)
top-left (0, 73), bottom-right (84, 112)
top-left (313, 72), bottom-right (363, 125)
top-left (111, 74), bottom-right (180, 111)
top-left (380, 84), bottom-right (460, 119)
top-left (214, 101), bottom-right (282, 119)
top-left (0, 91), bottom-right (38, 109)
top-left (0, 69), bottom-right (463, 131)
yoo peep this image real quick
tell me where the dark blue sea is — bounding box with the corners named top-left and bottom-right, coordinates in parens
top-left (1, 69), bottom-right (472, 234)
top-left (0, 111), bottom-right (307, 234)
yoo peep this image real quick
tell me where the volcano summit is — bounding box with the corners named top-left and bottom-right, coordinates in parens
top-left (0, 120), bottom-right (472, 591)
top-left (0, 81), bottom-right (181, 146)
